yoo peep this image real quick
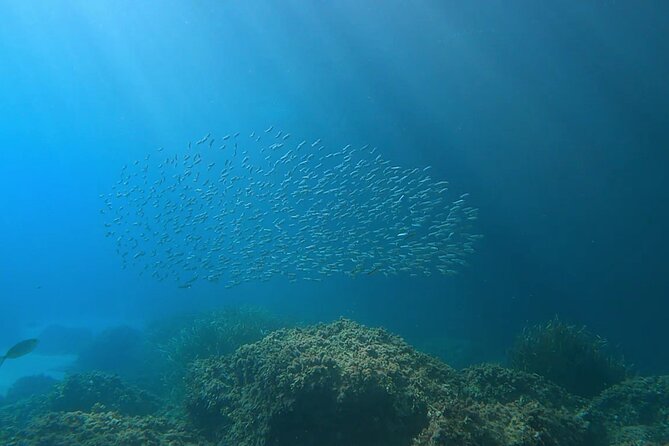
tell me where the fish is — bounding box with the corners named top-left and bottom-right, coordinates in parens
top-left (103, 129), bottom-right (481, 287)
top-left (0, 338), bottom-right (39, 368)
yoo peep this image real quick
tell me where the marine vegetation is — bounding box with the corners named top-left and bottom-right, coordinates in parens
top-left (7, 411), bottom-right (205, 446)
top-left (0, 394), bottom-right (51, 443)
top-left (1, 317), bottom-right (667, 446)
top-left (154, 306), bottom-right (284, 366)
top-left (508, 318), bottom-right (629, 397)
top-left (148, 306), bottom-right (286, 399)
top-left (103, 131), bottom-right (481, 287)
top-left (0, 372), bottom-right (178, 446)
top-left (184, 319), bottom-right (594, 446)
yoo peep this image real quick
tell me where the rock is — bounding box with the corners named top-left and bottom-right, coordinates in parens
top-left (5, 411), bottom-right (206, 446)
top-left (50, 372), bottom-right (159, 416)
top-left (460, 364), bottom-right (585, 409)
top-left (185, 318), bottom-right (458, 445)
top-left (4, 374), bottom-right (59, 404)
top-left (586, 376), bottom-right (669, 445)
top-left (185, 319), bottom-right (594, 446)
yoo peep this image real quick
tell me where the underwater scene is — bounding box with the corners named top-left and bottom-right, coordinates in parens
top-left (1, 1), bottom-right (668, 445)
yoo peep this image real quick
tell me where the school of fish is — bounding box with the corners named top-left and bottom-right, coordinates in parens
top-left (101, 128), bottom-right (481, 288)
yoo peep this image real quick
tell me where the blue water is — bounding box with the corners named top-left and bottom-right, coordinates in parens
top-left (1, 0), bottom-right (668, 393)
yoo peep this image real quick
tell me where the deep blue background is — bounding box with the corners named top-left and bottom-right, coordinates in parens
top-left (1, 1), bottom-right (668, 371)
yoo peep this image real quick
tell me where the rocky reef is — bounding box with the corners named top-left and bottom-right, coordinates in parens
top-left (8, 411), bottom-right (204, 446)
top-left (184, 319), bottom-right (596, 446)
top-left (1, 316), bottom-right (667, 446)
top-left (0, 371), bottom-right (200, 446)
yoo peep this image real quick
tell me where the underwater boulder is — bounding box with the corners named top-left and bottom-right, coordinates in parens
top-left (49, 371), bottom-right (159, 416)
top-left (460, 364), bottom-right (585, 409)
top-left (4, 374), bottom-right (59, 404)
top-left (585, 375), bottom-right (669, 445)
top-left (185, 318), bottom-right (459, 446)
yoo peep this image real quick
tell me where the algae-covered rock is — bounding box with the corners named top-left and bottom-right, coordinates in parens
top-left (3, 318), bottom-right (637, 446)
top-left (185, 319), bottom-right (594, 446)
top-left (414, 364), bottom-right (593, 446)
top-left (460, 364), bottom-right (585, 409)
top-left (5, 411), bottom-right (207, 446)
top-left (185, 318), bottom-right (458, 445)
top-left (50, 372), bottom-right (159, 416)
top-left (0, 372), bottom-right (159, 441)
top-left (586, 375), bottom-right (669, 445)
top-left (414, 399), bottom-right (590, 446)
top-left (0, 374), bottom-right (194, 445)
top-left (0, 394), bottom-right (51, 443)
top-left (5, 374), bottom-right (59, 404)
